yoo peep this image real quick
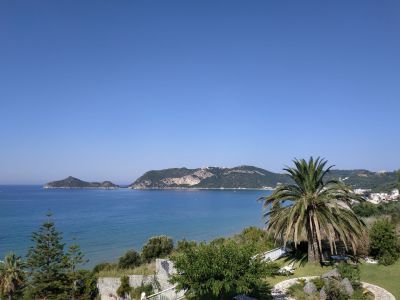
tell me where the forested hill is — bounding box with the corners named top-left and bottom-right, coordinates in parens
top-left (130, 166), bottom-right (398, 191)
top-left (327, 169), bottom-right (398, 192)
top-left (44, 176), bottom-right (119, 189)
top-left (129, 166), bottom-right (291, 189)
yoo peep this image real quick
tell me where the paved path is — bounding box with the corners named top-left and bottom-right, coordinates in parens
top-left (272, 276), bottom-right (395, 300)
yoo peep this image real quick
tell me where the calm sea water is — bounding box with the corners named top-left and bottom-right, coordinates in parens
top-left (0, 186), bottom-right (270, 267)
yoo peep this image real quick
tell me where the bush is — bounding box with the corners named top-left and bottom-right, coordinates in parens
top-left (264, 261), bottom-right (281, 276)
top-left (324, 278), bottom-right (349, 300)
top-left (311, 277), bottom-right (325, 290)
top-left (379, 251), bottom-right (398, 266)
top-left (118, 250), bottom-right (141, 269)
top-left (131, 282), bottom-right (154, 299)
top-left (337, 262), bottom-right (360, 286)
top-left (170, 241), bottom-right (272, 300)
top-left (93, 262), bottom-right (114, 273)
top-left (287, 283), bottom-right (308, 300)
top-left (176, 239), bottom-right (197, 253)
top-left (141, 236), bottom-right (174, 263)
top-left (234, 227), bottom-right (276, 254)
top-left (73, 270), bottom-right (98, 300)
top-left (353, 202), bottom-right (378, 217)
top-left (369, 219), bottom-right (400, 265)
top-left (116, 275), bottom-right (131, 298)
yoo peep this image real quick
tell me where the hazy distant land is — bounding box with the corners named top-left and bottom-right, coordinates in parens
top-left (44, 166), bottom-right (398, 192)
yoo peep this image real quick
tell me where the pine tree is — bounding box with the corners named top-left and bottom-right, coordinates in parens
top-left (66, 240), bottom-right (88, 300)
top-left (26, 213), bottom-right (70, 300)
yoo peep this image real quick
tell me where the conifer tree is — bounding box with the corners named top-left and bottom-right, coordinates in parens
top-left (66, 239), bottom-right (88, 300)
top-left (26, 213), bottom-right (70, 300)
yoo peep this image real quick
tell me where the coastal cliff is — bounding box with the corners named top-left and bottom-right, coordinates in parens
top-left (129, 166), bottom-right (291, 189)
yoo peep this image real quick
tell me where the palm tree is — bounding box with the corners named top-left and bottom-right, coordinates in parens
top-left (262, 157), bottom-right (366, 263)
top-left (0, 253), bottom-right (25, 300)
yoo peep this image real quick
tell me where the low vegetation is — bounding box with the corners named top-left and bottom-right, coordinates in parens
top-left (369, 219), bottom-right (400, 265)
top-left (0, 213), bottom-right (98, 300)
top-left (141, 236), bottom-right (174, 263)
top-left (353, 201), bottom-right (400, 222)
top-left (267, 259), bottom-right (400, 299)
top-left (96, 262), bottom-right (156, 277)
top-left (170, 240), bottom-right (274, 300)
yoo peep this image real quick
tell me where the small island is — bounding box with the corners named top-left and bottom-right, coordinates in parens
top-left (43, 176), bottom-right (119, 189)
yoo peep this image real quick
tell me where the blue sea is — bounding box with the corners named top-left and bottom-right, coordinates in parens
top-left (0, 186), bottom-right (271, 267)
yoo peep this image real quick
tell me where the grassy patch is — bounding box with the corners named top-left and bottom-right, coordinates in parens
top-left (266, 259), bottom-right (334, 286)
top-left (359, 260), bottom-right (400, 299)
top-left (267, 259), bottom-right (400, 299)
top-left (97, 261), bottom-right (156, 277)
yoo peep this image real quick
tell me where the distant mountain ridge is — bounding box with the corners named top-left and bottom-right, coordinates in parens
top-left (129, 166), bottom-right (398, 191)
top-left (130, 165), bottom-right (292, 189)
top-left (44, 176), bottom-right (119, 189)
top-left (43, 167), bottom-right (399, 192)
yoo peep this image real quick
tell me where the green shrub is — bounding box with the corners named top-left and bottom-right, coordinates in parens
top-left (116, 275), bottom-right (131, 298)
top-left (210, 237), bottom-right (226, 246)
top-left (170, 241), bottom-right (272, 300)
top-left (118, 250), bottom-right (141, 269)
top-left (311, 277), bottom-right (325, 290)
top-left (287, 283), bottom-right (309, 300)
top-left (264, 261), bottom-right (281, 276)
top-left (176, 239), bottom-right (197, 253)
top-left (93, 262), bottom-right (114, 273)
top-left (379, 251), bottom-right (398, 266)
top-left (234, 227), bottom-right (276, 254)
top-left (337, 262), bottom-right (360, 285)
top-left (353, 202), bottom-right (378, 217)
top-left (141, 236), bottom-right (174, 263)
top-left (131, 282), bottom-right (154, 299)
top-left (324, 278), bottom-right (349, 300)
top-left (73, 270), bottom-right (98, 300)
top-left (370, 219), bottom-right (400, 265)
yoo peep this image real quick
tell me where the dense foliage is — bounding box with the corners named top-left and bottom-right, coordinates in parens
top-left (116, 275), bottom-right (131, 298)
top-left (369, 219), bottom-right (400, 265)
top-left (0, 214), bottom-right (98, 300)
top-left (232, 226), bottom-right (276, 254)
top-left (118, 250), bottom-right (141, 269)
top-left (353, 201), bottom-right (400, 223)
top-left (26, 214), bottom-right (71, 300)
top-left (0, 253), bottom-right (25, 300)
top-left (337, 263), bottom-right (361, 286)
top-left (141, 236), bottom-right (174, 263)
top-left (170, 240), bottom-right (272, 300)
top-left (262, 157), bottom-right (366, 262)
top-left (130, 282), bottom-right (154, 299)
top-left (66, 242), bottom-right (89, 300)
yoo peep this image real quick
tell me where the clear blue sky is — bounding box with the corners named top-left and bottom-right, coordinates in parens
top-left (1, 1), bottom-right (399, 184)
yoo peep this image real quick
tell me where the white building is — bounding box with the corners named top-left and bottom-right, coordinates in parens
top-left (367, 189), bottom-right (399, 204)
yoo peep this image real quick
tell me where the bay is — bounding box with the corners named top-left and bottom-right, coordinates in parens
top-left (0, 185), bottom-right (271, 267)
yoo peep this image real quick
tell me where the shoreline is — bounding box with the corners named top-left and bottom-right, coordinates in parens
top-left (42, 186), bottom-right (275, 191)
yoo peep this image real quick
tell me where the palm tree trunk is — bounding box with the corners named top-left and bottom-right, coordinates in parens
top-left (308, 238), bottom-right (321, 263)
